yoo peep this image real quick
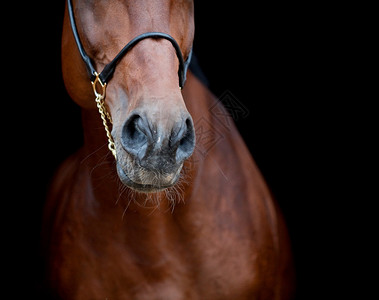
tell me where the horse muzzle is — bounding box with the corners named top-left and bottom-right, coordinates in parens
top-left (115, 110), bottom-right (195, 193)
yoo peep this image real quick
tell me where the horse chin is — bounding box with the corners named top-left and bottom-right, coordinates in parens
top-left (116, 159), bottom-right (182, 193)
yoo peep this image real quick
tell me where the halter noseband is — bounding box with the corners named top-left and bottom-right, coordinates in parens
top-left (67, 0), bottom-right (193, 159)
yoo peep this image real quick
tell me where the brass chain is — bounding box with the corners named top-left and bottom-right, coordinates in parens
top-left (91, 73), bottom-right (117, 159)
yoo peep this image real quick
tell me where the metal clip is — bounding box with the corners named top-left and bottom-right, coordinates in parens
top-left (91, 72), bottom-right (107, 99)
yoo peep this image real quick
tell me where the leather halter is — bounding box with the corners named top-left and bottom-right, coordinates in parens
top-left (67, 0), bottom-right (192, 88)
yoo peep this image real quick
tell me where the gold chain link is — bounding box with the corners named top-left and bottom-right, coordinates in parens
top-left (91, 73), bottom-right (117, 159)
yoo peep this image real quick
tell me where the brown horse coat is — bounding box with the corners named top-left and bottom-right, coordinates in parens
top-left (43, 1), bottom-right (295, 299)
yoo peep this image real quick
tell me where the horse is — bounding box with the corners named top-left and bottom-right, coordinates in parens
top-left (43, 0), bottom-right (295, 299)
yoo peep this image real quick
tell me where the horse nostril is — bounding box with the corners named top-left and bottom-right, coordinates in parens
top-left (121, 113), bottom-right (195, 164)
top-left (175, 117), bottom-right (195, 163)
top-left (121, 114), bottom-right (148, 158)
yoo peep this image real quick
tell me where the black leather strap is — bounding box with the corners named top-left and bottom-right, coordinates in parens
top-left (67, 0), bottom-right (192, 88)
top-left (67, 0), bottom-right (96, 79)
top-left (96, 32), bottom-right (192, 86)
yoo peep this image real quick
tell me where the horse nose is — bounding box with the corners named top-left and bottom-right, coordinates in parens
top-left (121, 112), bottom-right (195, 165)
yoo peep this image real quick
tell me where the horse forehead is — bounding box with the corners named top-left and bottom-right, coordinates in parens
top-left (80, 0), bottom-right (190, 24)
top-left (78, 0), bottom-right (193, 54)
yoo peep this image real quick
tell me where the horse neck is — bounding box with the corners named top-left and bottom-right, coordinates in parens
top-left (80, 108), bottom-right (113, 164)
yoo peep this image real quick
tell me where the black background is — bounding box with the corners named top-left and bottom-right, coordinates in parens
top-left (5, 1), bottom-right (366, 299)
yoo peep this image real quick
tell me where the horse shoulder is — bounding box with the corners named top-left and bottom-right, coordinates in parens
top-left (43, 153), bottom-right (82, 236)
top-left (42, 151), bottom-right (94, 295)
top-left (182, 74), bottom-right (294, 298)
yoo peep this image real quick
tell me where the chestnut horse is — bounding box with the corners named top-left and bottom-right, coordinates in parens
top-left (43, 0), bottom-right (295, 299)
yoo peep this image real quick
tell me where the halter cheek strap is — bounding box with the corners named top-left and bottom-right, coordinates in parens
top-left (67, 0), bottom-right (192, 88)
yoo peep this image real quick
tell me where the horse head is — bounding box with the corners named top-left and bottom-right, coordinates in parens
top-left (61, 0), bottom-right (195, 193)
